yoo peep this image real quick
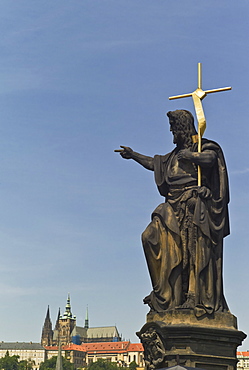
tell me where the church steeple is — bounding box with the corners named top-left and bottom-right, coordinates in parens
top-left (84, 306), bottom-right (89, 329)
top-left (41, 305), bottom-right (53, 346)
top-left (54, 308), bottom-right (61, 331)
top-left (61, 294), bottom-right (76, 320)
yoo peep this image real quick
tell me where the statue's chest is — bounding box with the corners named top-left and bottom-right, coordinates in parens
top-left (170, 155), bottom-right (196, 176)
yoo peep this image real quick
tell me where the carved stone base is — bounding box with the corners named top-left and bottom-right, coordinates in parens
top-left (137, 310), bottom-right (246, 370)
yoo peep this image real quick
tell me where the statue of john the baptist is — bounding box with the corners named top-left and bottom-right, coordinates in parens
top-left (115, 109), bottom-right (230, 318)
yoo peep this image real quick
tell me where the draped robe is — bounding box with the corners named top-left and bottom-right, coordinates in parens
top-left (142, 139), bottom-right (230, 316)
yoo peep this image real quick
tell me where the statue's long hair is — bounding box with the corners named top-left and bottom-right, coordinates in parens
top-left (167, 110), bottom-right (197, 147)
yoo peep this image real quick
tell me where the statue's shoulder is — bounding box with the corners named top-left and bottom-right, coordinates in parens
top-left (202, 138), bottom-right (223, 152)
top-left (154, 150), bottom-right (174, 163)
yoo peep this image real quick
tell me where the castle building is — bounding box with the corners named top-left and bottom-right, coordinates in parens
top-left (41, 295), bottom-right (121, 346)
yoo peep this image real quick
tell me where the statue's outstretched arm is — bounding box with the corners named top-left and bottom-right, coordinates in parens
top-left (177, 148), bottom-right (217, 168)
top-left (114, 146), bottom-right (154, 171)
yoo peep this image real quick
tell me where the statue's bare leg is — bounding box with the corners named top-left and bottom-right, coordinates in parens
top-left (181, 262), bottom-right (195, 309)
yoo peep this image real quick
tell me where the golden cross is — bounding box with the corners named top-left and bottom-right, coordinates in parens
top-left (169, 63), bottom-right (232, 186)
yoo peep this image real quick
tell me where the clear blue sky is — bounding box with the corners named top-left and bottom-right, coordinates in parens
top-left (0, 0), bottom-right (248, 348)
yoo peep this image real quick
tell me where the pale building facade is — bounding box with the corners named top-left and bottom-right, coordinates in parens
top-left (83, 341), bottom-right (144, 367)
top-left (237, 351), bottom-right (249, 369)
top-left (0, 342), bottom-right (45, 370)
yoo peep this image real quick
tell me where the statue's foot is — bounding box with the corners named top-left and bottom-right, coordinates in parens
top-left (143, 294), bottom-right (156, 311)
top-left (143, 295), bottom-right (151, 304)
top-left (181, 292), bottom-right (195, 309)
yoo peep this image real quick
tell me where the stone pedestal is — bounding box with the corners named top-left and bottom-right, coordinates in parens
top-left (137, 310), bottom-right (246, 370)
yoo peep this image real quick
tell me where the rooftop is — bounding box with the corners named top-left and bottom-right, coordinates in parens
top-left (45, 344), bottom-right (85, 352)
top-left (44, 341), bottom-right (144, 354)
top-left (237, 351), bottom-right (249, 357)
top-left (82, 341), bottom-right (143, 353)
top-left (87, 326), bottom-right (120, 339)
top-left (0, 342), bottom-right (44, 350)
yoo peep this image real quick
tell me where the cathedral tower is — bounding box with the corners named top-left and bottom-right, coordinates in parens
top-left (58, 294), bottom-right (76, 345)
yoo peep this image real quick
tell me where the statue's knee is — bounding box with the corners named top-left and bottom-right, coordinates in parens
top-left (142, 226), bottom-right (150, 244)
top-left (142, 222), bottom-right (153, 244)
top-left (142, 220), bottom-right (158, 245)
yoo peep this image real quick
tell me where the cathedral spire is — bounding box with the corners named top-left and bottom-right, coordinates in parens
top-left (41, 305), bottom-right (53, 346)
top-left (62, 293), bottom-right (72, 318)
top-left (61, 293), bottom-right (76, 320)
top-left (45, 306), bottom-right (51, 322)
top-left (84, 306), bottom-right (89, 329)
top-left (55, 307), bottom-right (61, 331)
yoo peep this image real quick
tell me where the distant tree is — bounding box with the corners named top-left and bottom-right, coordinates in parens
top-left (39, 356), bottom-right (73, 370)
top-left (128, 362), bottom-right (137, 370)
top-left (19, 359), bottom-right (35, 370)
top-left (87, 359), bottom-right (119, 370)
top-left (0, 351), bottom-right (19, 370)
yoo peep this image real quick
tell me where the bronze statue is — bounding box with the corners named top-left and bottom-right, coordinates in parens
top-left (115, 109), bottom-right (229, 317)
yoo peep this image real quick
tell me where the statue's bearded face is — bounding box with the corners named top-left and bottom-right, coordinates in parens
top-left (169, 119), bottom-right (182, 145)
top-left (168, 110), bottom-right (196, 148)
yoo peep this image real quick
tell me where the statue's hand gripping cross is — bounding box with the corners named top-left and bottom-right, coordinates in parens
top-left (169, 63), bottom-right (232, 186)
